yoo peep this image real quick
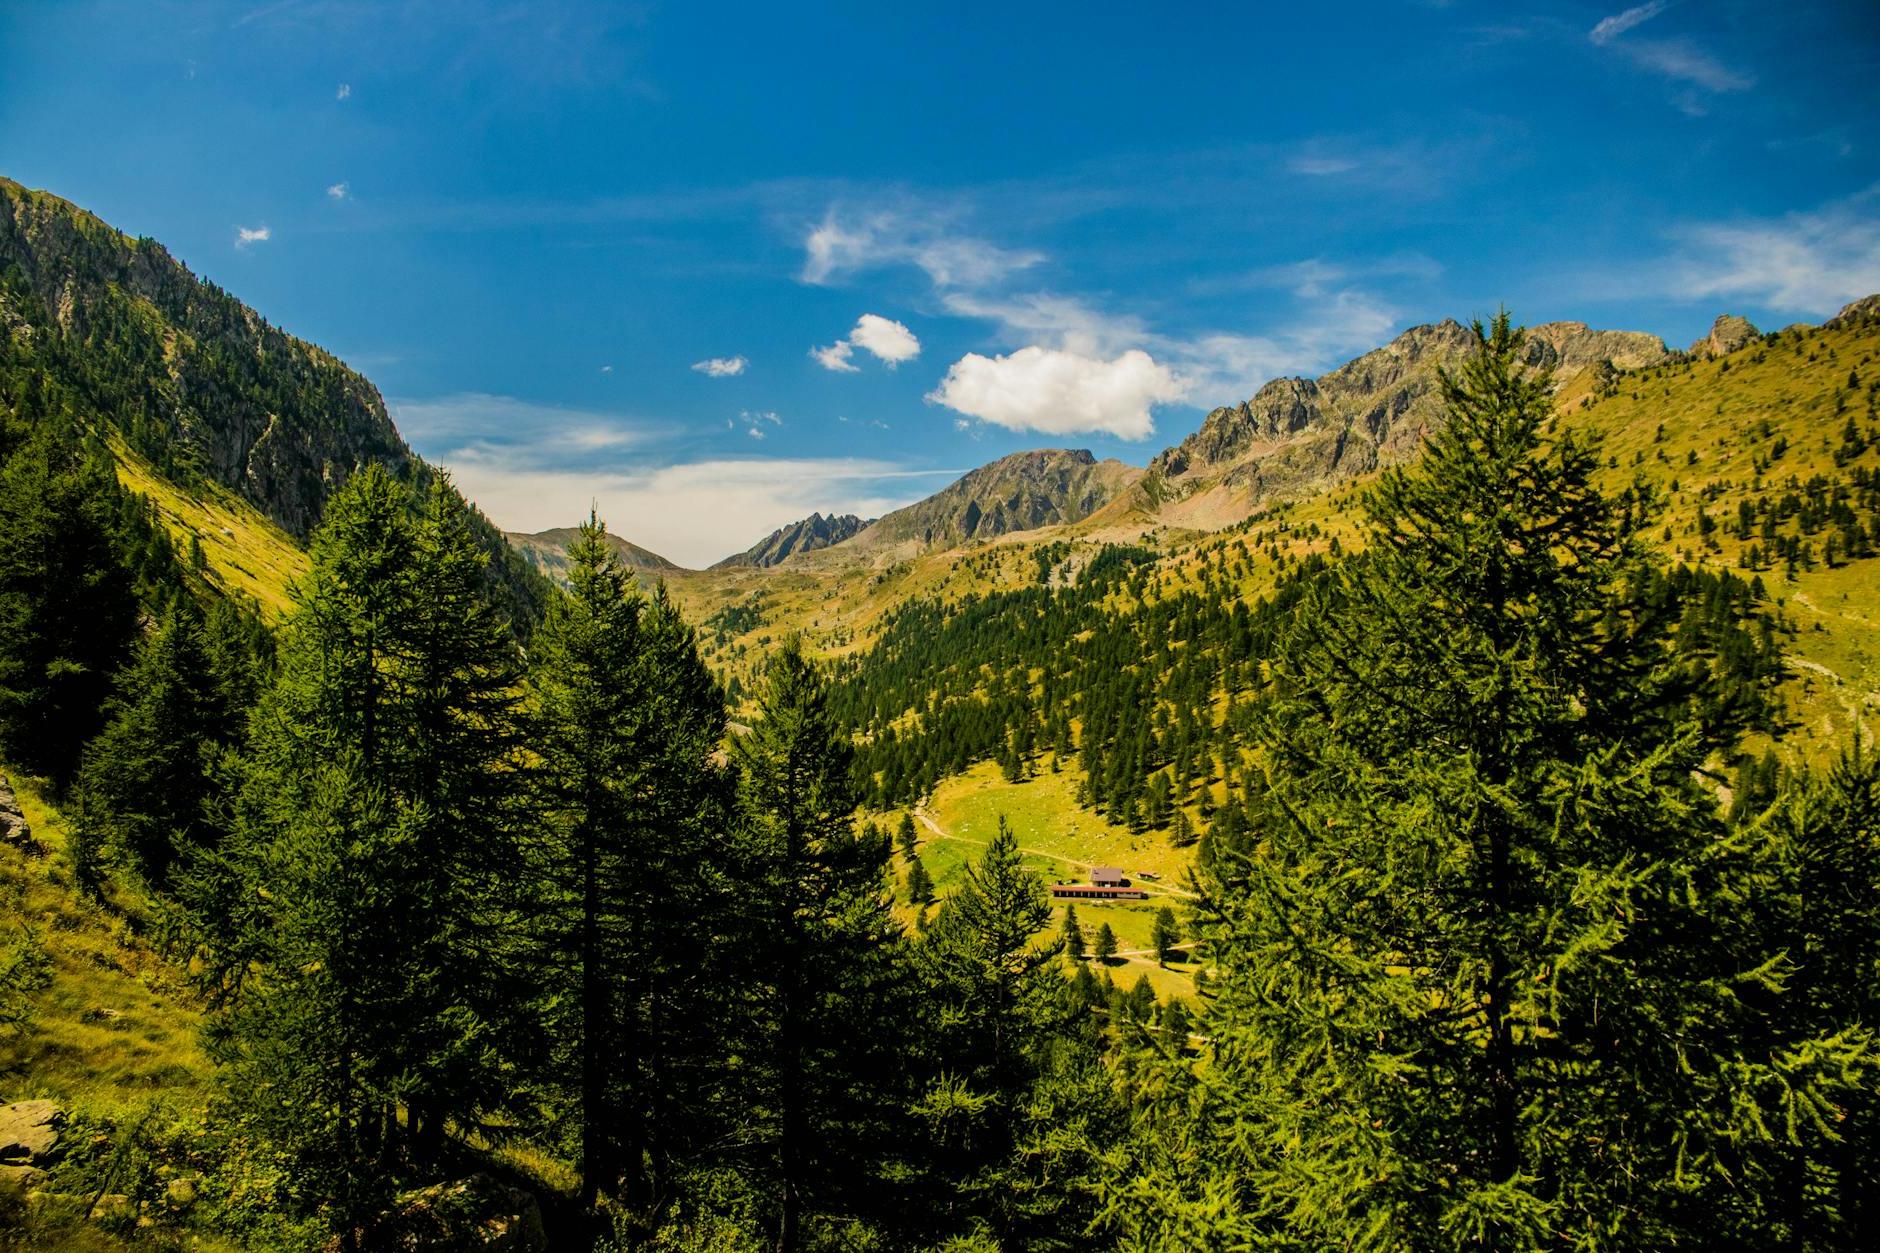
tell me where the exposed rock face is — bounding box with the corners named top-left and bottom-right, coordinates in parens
top-left (856, 449), bottom-right (1141, 552)
top-left (505, 527), bottom-right (680, 582)
top-left (712, 512), bottom-right (871, 568)
top-left (0, 1101), bottom-right (64, 1165)
top-left (365, 1173), bottom-right (548, 1253)
top-left (1689, 314), bottom-right (1760, 358)
top-left (1826, 294), bottom-right (1880, 329)
top-left (0, 775), bottom-right (31, 848)
top-left (1146, 317), bottom-right (1669, 508)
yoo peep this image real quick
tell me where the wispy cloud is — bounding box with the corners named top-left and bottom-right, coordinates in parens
top-left (335, 82), bottom-right (351, 100)
top-left (1589, 1), bottom-right (1668, 46)
top-left (326, 181), bottom-right (350, 200)
top-left (1662, 187), bottom-right (1880, 314)
top-left (1588, 1), bottom-right (1752, 98)
top-left (812, 313), bottom-right (920, 372)
top-left (235, 225), bottom-right (271, 248)
top-left (391, 392), bottom-right (671, 457)
top-left (691, 355), bottom-right (748, 377)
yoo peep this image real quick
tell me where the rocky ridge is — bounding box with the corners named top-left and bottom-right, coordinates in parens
top-left (854, 449), bottom-right (1141, 552)
top-left (712, 512), bottom-right (872, 569)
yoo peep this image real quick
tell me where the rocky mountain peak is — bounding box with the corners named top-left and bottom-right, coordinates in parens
top-left (712, 512), bottom-right (872, 569)
top-left (1689, 314), bottom-right (1760, 358)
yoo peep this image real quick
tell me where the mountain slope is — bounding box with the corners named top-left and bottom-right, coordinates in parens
top-left (712, 512), bottom-right (871, 569)
top-left (853, 449), bottom-right (1140, 553)
top-left (506, 526), bottom-right (680, 581)
top-left (0, 175), bottom-right (549, 627)
top-left (1112, 318), bottom-right (1669, 529)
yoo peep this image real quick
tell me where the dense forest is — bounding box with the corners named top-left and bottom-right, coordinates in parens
top-left (4, 316), bottom-right (1880, 1251)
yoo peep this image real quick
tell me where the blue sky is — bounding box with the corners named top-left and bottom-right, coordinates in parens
top-left (4, 0), bottom-right (1878, 565)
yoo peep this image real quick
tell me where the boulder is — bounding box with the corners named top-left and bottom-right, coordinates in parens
top-left (0, 774), bottom-right (33, 847)
top-left (0, 1100), bottom-right (64, 1164)
top-left (368, 1173), bottom-right (548, 1252)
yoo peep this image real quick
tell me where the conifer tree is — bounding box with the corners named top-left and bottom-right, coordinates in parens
top-left (1093, 923), bottom-right (1116, 964)
top-left (734, 637), bottom-right (907, 1251)
top-left (912, 818), bottom-right (1118, 1249)
top-left (1150, 906), bottom-right (1179, 967)
top-left (202, 466), bottom-right (526, 1244)
top-left (528, 514), bottom-right (732, 1215)
top-left (74, 604), bottom-right (221, 886)
top-left (0, 421), bottom-right (139, 782)
top-left (906, 853), bottom-right (935, 907)
top-left (1062, 904), bottom-right (1087, 959)
top-left (1107, 314), bottom-right (1876, 1249)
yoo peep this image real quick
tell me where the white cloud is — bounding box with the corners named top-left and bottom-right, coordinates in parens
top-left (1666, 188), bottom-right (1880, 314)
top-left (336, 83), bottom-right (351, 99)
top-left (691, 355), bottom-right (748, 377)
top-left (811, 341), bottom-right (858, 372)
top-left (813, 313), bottom-right (921, 372)
top-left (326, 182), bottom-right (350, 200)
top-left (1589, 1), bottom-right (1667, 46)
top-left (849, 313), bottom-right (921, 364)
top-left (600, 364), bottom-right (614, 373)
top-left (235, 225), bottom-right (270, 248)
top-left (436, 451), bottom-right (956, 568)
top-left (928, 346), bottom-right (1185, 441)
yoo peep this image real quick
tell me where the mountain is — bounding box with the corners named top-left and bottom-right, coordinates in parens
top-left (1127, 318), bottom-right (1668, 525)
top-left (0, 176), bottom-right (549, 627)
top-left (506, 527), bottom-right (680, 580)
top-left (712, 512), bottom-right (871, 569)
top-left (853, 449), bottom-right (1140, 552)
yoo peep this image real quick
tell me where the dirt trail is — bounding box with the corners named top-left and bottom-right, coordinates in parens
top-left (912, 806), bottom-right (1198, 901)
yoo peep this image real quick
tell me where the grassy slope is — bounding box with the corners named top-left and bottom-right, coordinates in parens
top-left (111, 438), bottom-right (309, 621)
top-left (1, 776), bottom-right (210, 1114)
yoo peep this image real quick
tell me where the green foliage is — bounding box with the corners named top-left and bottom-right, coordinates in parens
top-left (1107, 314), bottom-right (1878, 1250)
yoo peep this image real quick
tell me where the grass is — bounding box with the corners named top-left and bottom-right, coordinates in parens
top-left (887, 761), bottom-right (1202, 1002)
top-left (0, 770), bottom-right (212, 1117)
top-left (110, 437), bottom-right (308, 620)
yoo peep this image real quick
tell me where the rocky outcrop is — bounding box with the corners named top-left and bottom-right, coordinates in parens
top-left (856, 450), bottom-right (1140, 552)
top-left (1826, 294), bottom-right (1880, 330)
top-left (363, 1174), bottom-right (548, 1253)
top-left (1688, 314), bottom-right (1760, 358)
top-left (712, 512), bottom-right (871, 568)
top-left (1145, 316), bottom-right (1669, 510)
top-left (0, 774), bottom-right (34, 851)
top-left (0, 1101), bottom-right (64, 1168)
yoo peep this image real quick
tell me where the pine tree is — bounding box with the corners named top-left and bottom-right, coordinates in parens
top-left (202, 466), bottom-right (527, 1244)
top-left (0, 421), bottom-right (139, 782)
top-left (528, 514), bottom-right (731, 1215)
top-left (1108, 314), bottom-right (1876, 1249)
top-left (1150, 906), bottom-right (1180, 967)
top-left (898, 811), bottom-right (919, 861)
top-left (74, 604), bottom-right (221, 886)
top-left (906, 853), bottom-right (935, 907)
top-left (1062, 904), bottom-right (1087, 959)
top-left (1093, 923), bottom-right (1117, 964)
top-left (735, 637), bottom-right (908, 1251)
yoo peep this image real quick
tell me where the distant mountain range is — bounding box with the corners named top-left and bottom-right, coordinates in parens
top-left (712, 512), bottom-right (871, 569)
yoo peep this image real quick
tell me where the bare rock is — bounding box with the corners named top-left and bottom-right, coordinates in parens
top-left (1826, 294), bottom-right (1880, 329)
top-left (0, 1100), bottom-right (64, 1164)
top-left (0, 773), bottom-right (33, 847)
top-left (1689, 314), bottom-right (1760, 358)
